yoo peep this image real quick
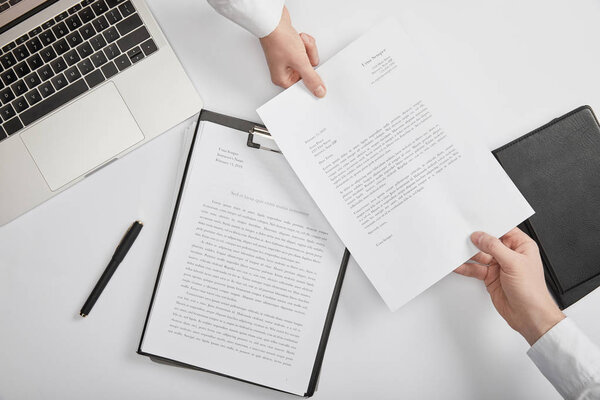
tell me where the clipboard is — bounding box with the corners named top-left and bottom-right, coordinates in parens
top-left (137, 110), bottom-right (350, 397)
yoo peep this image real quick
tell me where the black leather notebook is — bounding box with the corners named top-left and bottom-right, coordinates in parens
top-left (493, 106), bottom-right (600, 309)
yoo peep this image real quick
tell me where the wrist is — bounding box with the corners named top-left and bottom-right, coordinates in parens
top-left (520, 306), bottom-right (565, 346)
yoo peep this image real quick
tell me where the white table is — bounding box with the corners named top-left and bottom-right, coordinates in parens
top-left (2, 0), bottom-right (600, 398)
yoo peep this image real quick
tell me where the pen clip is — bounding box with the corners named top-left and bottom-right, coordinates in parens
top-left (247, 126), bottom-right (281, 154)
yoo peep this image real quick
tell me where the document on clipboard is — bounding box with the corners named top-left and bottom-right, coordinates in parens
top-left (138, 111), bottom-right (349, 397)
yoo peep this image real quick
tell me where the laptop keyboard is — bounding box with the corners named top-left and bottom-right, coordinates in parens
top-left (0, 0), bottom-right (157, 142)
top-left (0, 0), bottom-right (21, 15)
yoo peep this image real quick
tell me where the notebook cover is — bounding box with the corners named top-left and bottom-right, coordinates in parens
top-left (137, 110), bottom-right (349, 397)
top-left (493, 106), bottom-right (600, 308)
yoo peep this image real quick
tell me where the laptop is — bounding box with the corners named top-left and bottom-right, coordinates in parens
top-left (0, 0), bottom-right (203, 226)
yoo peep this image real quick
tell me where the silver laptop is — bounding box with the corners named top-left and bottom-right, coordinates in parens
top-left (0, 0), bottom-right (203, 226)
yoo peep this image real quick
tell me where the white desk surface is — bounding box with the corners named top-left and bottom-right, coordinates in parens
top-left (2, 0), bottom-right (600, 399)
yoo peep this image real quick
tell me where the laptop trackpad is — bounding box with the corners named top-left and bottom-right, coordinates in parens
top-left (21, 83), bottom-right (144, 191)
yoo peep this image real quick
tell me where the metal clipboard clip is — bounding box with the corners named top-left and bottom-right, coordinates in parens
top-left (247, 125), bottom-right (282, 154)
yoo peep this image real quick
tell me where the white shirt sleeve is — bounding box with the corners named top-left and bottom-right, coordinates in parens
top-left (206, 0), bottom-right (285, 38)
top-left (528, 318), bottom-right (600, 400)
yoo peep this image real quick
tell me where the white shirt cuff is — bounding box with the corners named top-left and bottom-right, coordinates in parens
top-left (207, 0), bottom-right (285, 38)
top-left (527, 318), bottom-right (600, 400)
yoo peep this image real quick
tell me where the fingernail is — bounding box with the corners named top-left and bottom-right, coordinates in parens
top-left (314, 85), bottom-right (326, 98)
top-left (471, 231), bottom-right (483, 245)
top-left (300, 33), bottom-right (310, 44)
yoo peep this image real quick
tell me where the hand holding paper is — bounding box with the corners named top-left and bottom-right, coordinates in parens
top-left (257, 18), bottom-right (533, 311)
top-left (455, 229), bottom-right (565, 346)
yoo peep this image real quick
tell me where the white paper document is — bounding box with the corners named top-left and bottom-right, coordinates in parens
top-left (257, 19), bottom-right (534, 311)
top-left (140, 121), bottom-right (346, 395)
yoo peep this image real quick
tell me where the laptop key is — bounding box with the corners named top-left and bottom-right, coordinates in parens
top-left (65, 14), bottom-right (82, 30)
top-left (103, 43), bottom-right (120, 59)
top-left (0, 87), bottom-right (15, 103)
top-left (118, 1), bottom-right (134, 17)
top-left (39, 30), bottom-right (56, 46)
top-left (41, 19), bottom-right (55, 30)
top-left (53, 38), bottom-right (70, 55)
top-left (52, 22), bottom-right (69, 38)
top-left (113, 53), bottom-right (130, 71)
top-left (65, 31), bottom-right (83, 47)
top-left (1, 69), bottom-right (17, 85)
top-left (13, 44), bottom-right (29, 61)
top-left (101, 61), bottom-right (117, 79)
top-left (0, 126), bottom-right (6, 141)
top-left (92, 15), bottom-right (109, 33)
top-left (0, 102), bottom-right (15, 118)
top-left (140, 38), bottom-right (157, 56)
top-left (90, 34), bottom-right (107, 51)
top-left (27, 54), bottom-right (44, 71)
top-left (116, 26), bottom-right (149, 53)
top-left (14, 61), bottom-right (30, 78)
top-left (11, 96), bottom-right (27, 113)
top-left (26, 53), bottom-right (43, 70)
top-left (90, 51), bottom-right (107, 68)
top-left (51, 73), bottom-right (68, 91)
top-left (40, 47), bottom-right (57, 63)
top-left (28, 27), bottom-right (42, 37)
top-left (105, 8), bottom-right (122, 24)
top-left (84, 69), bottom-right (104, 88)
top-left (39, 81), bottom-right (55, 97)
top-left (50, 57), bottom-right (67, 73)
top-left (91, 0), bottom-right (108, 16)
top-left (25, 37), bottom-right (42, 53)
top-left (25, 88), bottom-right (42, 105)
top-left (77, 58), bottom-right (94, 75)
top-left (103, 26), bottom-right (119, 43)
top-left (21, 78), bottom-right (89, 126)
top-left (1, 52), bottom-right (16, 69)
top-left (116, 13), bottom-right (142, 36)
top-left (2, 42), bottom-right (16, 54)
top-left (106, 0), bottom-right (124, 7)
top-left (65, 65), bottom-right (81, 82)
top-left (55, 11), bottom-right (69, 22)
top-left (64, 49), bottom-right (80, 66)
top-left (38, 64), bottom-right (54, 81)
top-left (79, 23), bottom-right (96, 40)
top-left (16, 33), bottom-right (28, 45)
top-left (24, 72), bottom-right (41, 88)
top-left (78, 6), bottom-right (95, 23)
top-left (76, 42), bottom-right (93, 58)
top-left (127, 46), bottom-right (143, 63)
top-left (3, 116), bottom-right (23, 135)
top-left (68, 4), bottom-right (82, 14)
top-left (11, 79), bottom-right (27, 95)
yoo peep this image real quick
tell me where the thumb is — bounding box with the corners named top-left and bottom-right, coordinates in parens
top-left (471, 231), bottom-right (517, 266)
top-left (296, 61), bottom-right (326, 98)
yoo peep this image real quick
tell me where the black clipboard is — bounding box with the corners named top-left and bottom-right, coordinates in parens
top-left (137, 110), bottom-right (350, 397)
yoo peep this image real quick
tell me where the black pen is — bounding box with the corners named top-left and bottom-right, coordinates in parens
top-left (80, 220), bottom-right (144, 317)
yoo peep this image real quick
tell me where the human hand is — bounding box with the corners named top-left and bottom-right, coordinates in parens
top-left (259, 6), bottom-right (326, 98)
top-left (455, 228), bottom-right (565, 345)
